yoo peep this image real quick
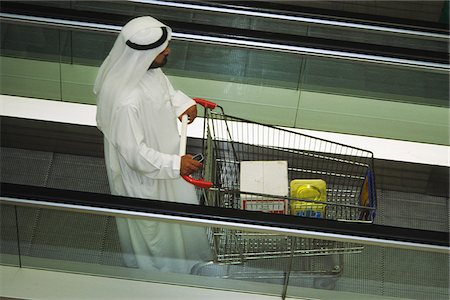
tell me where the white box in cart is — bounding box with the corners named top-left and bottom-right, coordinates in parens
top-left (240, 161), bottom-right (289, 214)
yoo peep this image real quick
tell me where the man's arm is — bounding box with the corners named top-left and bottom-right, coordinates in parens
top-left (163, 73), bottom-right (197, 122)
top-left (163, 74), bottom-right (202, 174)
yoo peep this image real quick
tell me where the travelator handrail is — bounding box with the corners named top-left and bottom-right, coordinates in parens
top-left (1, 183), bottom-right (448, 254)
top-left (0, 11), bottom-right (448, 72)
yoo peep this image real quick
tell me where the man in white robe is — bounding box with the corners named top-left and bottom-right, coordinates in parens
top-left (93, 16), bottom-right (211, 273)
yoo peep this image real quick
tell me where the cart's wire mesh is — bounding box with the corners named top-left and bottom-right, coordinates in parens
top-left (197, 108), bottom-right (376, 265)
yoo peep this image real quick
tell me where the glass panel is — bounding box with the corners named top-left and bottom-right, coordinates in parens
top-left (0, 22), bottom-right (62, 100)
top-left (0, 199), bottom-right (446, 299)
top-left (302, 57), bottom-right (449, 107)
top-left (1, 19), bottom-right (447, 106)
top-left (60, 30), bottom-right (115, 67)
top-left (287, 244), bottom-right (449, 299)
top-left (0, 203), bottom-right (21, 266)
top-left (13, 205), bottom-right (288, 297)
top-left (0, 16), bottom-right (448, 144)
top-left (20, 0), bottom-right (448, 52)
top-left (0, 22), bottom-right (61, 62)
top-left (167, 41), bottom-right (303, 89)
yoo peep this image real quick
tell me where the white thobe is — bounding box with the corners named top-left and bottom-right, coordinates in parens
top-left (104, 68), bottom-right (211, 273)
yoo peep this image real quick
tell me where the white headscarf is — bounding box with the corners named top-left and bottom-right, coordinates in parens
top-left (94, 16), bottom-right (172, 142)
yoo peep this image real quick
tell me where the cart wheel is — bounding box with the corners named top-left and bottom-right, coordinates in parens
top-left (313, 278), bottom-right (336, 290)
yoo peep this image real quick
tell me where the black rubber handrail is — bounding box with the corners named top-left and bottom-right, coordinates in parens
top-left (1, 182), bottom-right (448, 249)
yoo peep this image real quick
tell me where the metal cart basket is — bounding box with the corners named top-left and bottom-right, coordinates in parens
top-left (186, 99), bottom-right (376, 287)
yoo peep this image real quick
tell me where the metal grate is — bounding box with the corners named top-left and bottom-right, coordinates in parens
top-left (0, 147), bottom-right (53, 186)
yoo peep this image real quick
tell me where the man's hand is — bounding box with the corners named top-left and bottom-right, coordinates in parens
top-left (179, 105), bottom-right (197, 124)
top-left (180, 154), bottom-right (202, 176)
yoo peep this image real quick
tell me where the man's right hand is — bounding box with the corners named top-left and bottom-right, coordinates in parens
top-left (180, 154), bottom-right (202, 176)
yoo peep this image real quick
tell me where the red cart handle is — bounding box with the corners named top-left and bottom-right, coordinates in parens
top-left (193, 98), bottom-right (217, 109)
top-left (179, 114), bottom-right (213, 189)
top-left (182, 175), bottom-right (213, 189)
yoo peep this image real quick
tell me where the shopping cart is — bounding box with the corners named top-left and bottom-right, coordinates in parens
top-left (181, 98), bottom-right (377, 289)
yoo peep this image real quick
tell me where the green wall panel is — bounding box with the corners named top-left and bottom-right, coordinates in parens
top-left (0, 57), bottom-right (61, 100)
top-left (61, 64), bottom-right (97, 104)
top-left (296, 92), bottom-right (449, 145)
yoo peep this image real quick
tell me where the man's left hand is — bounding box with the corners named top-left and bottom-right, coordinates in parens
top-left (179, 105), bottom-right (197, 124)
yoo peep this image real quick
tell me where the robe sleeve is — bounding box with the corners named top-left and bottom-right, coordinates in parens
top-left (112, 104), bottom-right (181, 179)
top-left (164, 75), bottom-right (196, 116)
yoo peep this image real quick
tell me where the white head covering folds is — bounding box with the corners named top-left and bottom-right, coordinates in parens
top-left (94, 16), bottom-right (172, 142)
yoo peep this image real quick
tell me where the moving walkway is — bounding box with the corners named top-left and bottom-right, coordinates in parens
top-left (1, 1), bottom-right (448, 299)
